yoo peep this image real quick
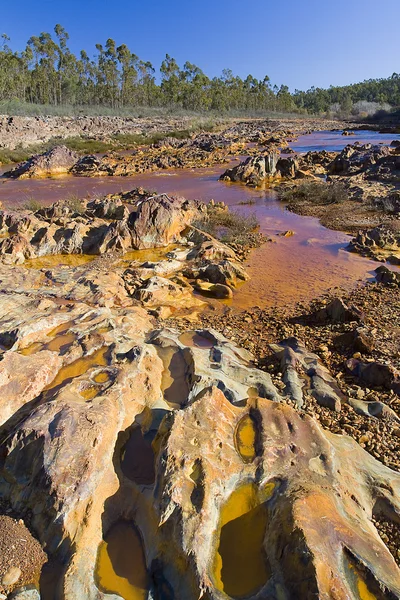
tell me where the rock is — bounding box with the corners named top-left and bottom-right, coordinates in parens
top-left (4, 146), bottom-right (79, 179)
top-left (134, 275), bottom-right (204, 311)
top-left (186, 227), bottom-right (237, 262)
top-left (0, 350), bottom-right (63, 426)
top-left (71, 136), bottom-right (234, 176)
top-left (220, 151), bottom-right (280, 185)
top-left (300, 150), bottom-right (337, 169)
top-left (348, 225), bottom-right (400, 263)
top-left (276, 156), bottom-right (298, 178)
top-left (0, 235), bottom-right (35, 265)
top-left (9, 589), bottom-right (41, 600)
top-left (195, 259), bottom-right (248, 288)
top-left (346, 358), bottom-right (399, 390)
top-left (375, 265), bottom-right (400, 287)
top-left (1, 567), bottom-right (21, 587)
top-left (294, 168), bottom-right (319, 179)
top-left (69, 154), bottom-right (105, 176)
top-left (315, 297), bottom-right (361, 323)
top-left (328, 143), bottom-right (391, 176)
top-left (193, 280), bottom-right (233, 299)
top-left (86, 198), bottom-right (129, 220)
top-left (334, 327), bottom-right (375, 354)
top-left (0, 193), bottom-right (205, 264)
top-left (270, 337), bottom-right (344, 410)
top-left (130, 194), bottom-right (200, 249)
top-left (161, 389), bottom-right (400, 598)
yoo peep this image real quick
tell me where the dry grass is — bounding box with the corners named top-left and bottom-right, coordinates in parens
top-left (193, 208), bottom-right (259, 244)
top-left (281, 181), bottom-right (348, 206)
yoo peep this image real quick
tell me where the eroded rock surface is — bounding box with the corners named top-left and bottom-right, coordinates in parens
top-left (0, 194), bottom-right (202, 264)
top-left (4, 146), bottom-right (80, 179)
top-left (0, 188), bottom-right (399, 600)
top-left (348, 224), bottom-right (400, 264)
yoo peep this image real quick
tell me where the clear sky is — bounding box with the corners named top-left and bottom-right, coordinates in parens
top-left (1, 0), bottom-right (399, 91)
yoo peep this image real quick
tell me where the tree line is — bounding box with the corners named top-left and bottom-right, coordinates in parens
top-left (1, 25), bottom-right (399, 115)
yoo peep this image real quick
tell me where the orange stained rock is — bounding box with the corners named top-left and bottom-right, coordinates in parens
top-left (24, 254), bottom-right (95, 269)
top-left (234, 414), bottom-right (256, 463)
top-left (178, 331), bottom-right (215, 348)
top-left (95, 522), bottom-right (149, 600)
top-left (157, 345), bottom-right (190, 408)
top-left (20, 320), bottom-right (77, 355)
top-left (294, 491), bottom-right (393, 599)
top-left (118, 244), bottom-right (178, 266)
top-left (93, 370), bottom-right (112, 384)
top-left (79, 386), bottom-right (99, 401)
top-left (42, 346), bottom-right (110, 400)
top-left (213, 482), bottom-right (271, 598)
top-left (347, 560), bottom-right (378, 600)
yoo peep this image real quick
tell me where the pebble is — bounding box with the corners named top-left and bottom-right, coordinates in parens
top-left (2, 566), bottom-right (22, 587)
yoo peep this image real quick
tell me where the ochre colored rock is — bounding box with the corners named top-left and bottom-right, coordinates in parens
top-left (5, 146), bottom-right (80, 179)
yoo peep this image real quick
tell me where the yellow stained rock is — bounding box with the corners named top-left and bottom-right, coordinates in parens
top-left (95, 522), bottom-right (149, 600)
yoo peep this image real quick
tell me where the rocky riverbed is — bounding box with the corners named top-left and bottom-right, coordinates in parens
top-left (0, 118), bottom-right (399, 600)
top-left (0, 115), bottom-right (353, 153)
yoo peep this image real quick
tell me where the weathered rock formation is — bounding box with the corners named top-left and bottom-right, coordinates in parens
top-left (70, 138), bottom-right (237, 177)
top-left (0, 194), bottom-right (203, 264)
top-left (220, 152), bottom-right (300, 186)
top-left (348, 224), bottom-right (400, 263)
top-left (0, 188), bottom-right (399, 600)
top-left (4, 146), bottom-right (80, 179)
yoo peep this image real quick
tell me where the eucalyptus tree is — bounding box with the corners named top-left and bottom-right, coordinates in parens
top-left (1, 23), bottom-right (399, 114)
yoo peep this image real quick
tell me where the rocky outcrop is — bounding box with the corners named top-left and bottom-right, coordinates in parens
top-left (4, 146), bottom-right (80, 179)
top-left (0, 255), bottom-right (399, 599)
top-left (270, 337), bottom-right (345, 410)
top-left (161, 390), bottom-right (400, 599)
top-left (348, 224), bottom-right (400, 263)
top-left (375, 265), bottom-right (400, 287)
top-left (70, 140), bottom-right (234, 176)
top-left (328, 143), bottom-right (392, 176)
top-left (0, 182), bottom-right (400, 600)
top-left (0, 115), bottom-right (194, 151)
top-left (194, 259), bottom-right (249, 288)
top-left (220, 152), bottom-right (301, 186)
top-left (220, 152), bottom-right (280, 185)
top-left (130, 194), bottom-right (200, 249)
top-left (314, 297), bottom-right (361, 323)
top-left (0, 194), bottom-right (203, 264)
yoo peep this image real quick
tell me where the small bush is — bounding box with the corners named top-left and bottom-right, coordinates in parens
top-left (0, 147), bottom-right (37, 165)
top-left (372, 194), bottom-right (400, 214)
top-left (281, 181), bottom-right (347, 206)
top-left (193, 209), bottom-right (259, 244)
top-left (23, 198), bottom-right (44, 212)
top-left (65, 194), bottom-right (85, 214)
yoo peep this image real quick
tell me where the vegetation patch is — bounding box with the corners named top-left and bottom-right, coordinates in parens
top-left (0, 121), bottom-right (219, 166)
top-left (193, 209), bottom-right (263, 258)
top-left (22, 198), bottom-right (46, 212)
top-left (281, 181), bottom-right (348, 207)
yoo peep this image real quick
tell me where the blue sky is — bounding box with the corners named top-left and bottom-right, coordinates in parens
top-left (2, 0), bottom-right (399, 91)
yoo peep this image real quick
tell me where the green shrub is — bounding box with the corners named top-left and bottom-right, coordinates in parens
top-left (193, 209), bottom-right (259, 244)
top-left (23, 198), bottom-right (45, 212)
top-left (65, 194), bottom-right (85, 214)
top-left (281, 181), bottom-right (347, 206)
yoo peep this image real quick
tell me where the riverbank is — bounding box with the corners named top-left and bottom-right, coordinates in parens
top-left (0, 124), bottom-right (399, 599)
top-left (0, 115), bottom-right (357, 163)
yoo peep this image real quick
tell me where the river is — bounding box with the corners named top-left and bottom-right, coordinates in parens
top-left (0, 129), bottom-right (398, 309)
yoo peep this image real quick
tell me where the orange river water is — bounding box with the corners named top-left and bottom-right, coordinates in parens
top-left (0, 130), bottom-right (398, 310)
